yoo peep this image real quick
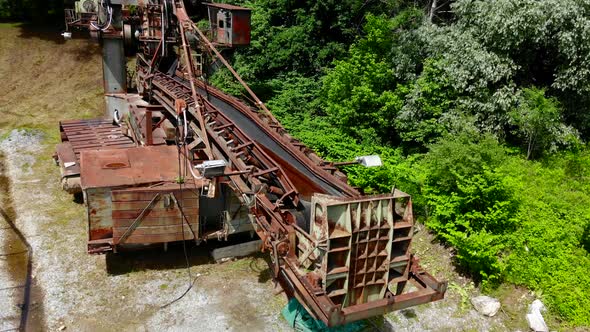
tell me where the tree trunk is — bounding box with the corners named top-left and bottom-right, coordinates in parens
top-left (429, 0), bottom-right (438, 22)
top-left (527, 134), bottom-right (536, 160)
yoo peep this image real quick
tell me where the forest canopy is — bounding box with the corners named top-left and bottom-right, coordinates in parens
top-left (0, 0), bottom-right (65, 22)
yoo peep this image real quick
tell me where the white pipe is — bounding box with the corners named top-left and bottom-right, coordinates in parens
top-left (90, 2), bottom-right (112, 32)
top-left (188, 158), bottom-right (203, 180)
top-left (183, 110), bottom-right (188, 142)
top-left (113, 109), bottom-right (121, 125)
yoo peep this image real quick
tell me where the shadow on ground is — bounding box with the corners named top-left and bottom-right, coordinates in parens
top-left (105, 233), bottom-right (272, 281)
top-left (17, 23), bottom-right (100, 59)
top-left (17, 23), bottom-right (66, 44)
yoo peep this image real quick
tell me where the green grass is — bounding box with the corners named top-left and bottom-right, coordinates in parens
top-left (0, 24), bottom-right (104, 136)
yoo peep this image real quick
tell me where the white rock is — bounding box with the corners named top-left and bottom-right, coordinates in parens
top-left (471, 295), bottom-right (501, 317)
top-left (526, 300), bottom-right (548, 332)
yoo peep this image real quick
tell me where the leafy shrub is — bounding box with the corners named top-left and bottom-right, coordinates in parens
top-left (420, 136), bottom-right (518, 285)
top-left (509, 87), bottom-right (578, 159)
top-left (500, 155), bottom-right (590, 326)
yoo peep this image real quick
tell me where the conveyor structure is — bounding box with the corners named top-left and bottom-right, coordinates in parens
top-left (55, 0), bottom-right (446, 326)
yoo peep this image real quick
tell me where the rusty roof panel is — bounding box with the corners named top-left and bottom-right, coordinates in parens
top-left (203, 2), bottom-right (251, 11)
top-left (58, 118), bottom-right (136, 177)
top-left (80, 145), bottom-right (198, 189)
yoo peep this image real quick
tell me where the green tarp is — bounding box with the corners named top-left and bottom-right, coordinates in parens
top-left (281, 298), bottom-right (370, 332)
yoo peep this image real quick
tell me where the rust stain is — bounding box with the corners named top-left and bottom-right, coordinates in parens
top-left (90, 228), bottom-right (112, 240)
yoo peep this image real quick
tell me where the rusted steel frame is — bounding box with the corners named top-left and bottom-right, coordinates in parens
top-left (188, 24), bottom-right (357, 197)
top-left (297, 237), bottom-right (327, 266)
top-left (408, 259), bottom-right (448, 298)
top-left (151, 76), bottom-right (262, 194)
top-left (340, 264), bottom-right (447, 324)
top-left (58, 119), bottom-right (136, 174)
top-left (280, 255), bottom-right (446, 327)
top-left (127, 106), bottom-right (144, 144)
top-left (254, 194), bottom-right (293, 234)
top-left (117, 193), bottom-right (161, 244)
top-left (137, 52), bottom-right (150, 69)
top-left (150, 72), bottom-right (300, 209)
top-left (193, 79), bottom-right (357, 197)
top-left (340, 288), bottom-right (438, 324)
top-left (145, 109), bottom-right (154, 145)
top-left (199, 97), bottom-right (300, 205)
top-left (207, 139), bottom-right (252, 196)
top-left (149, 38), bottom-right (163, 70)
top-left (292, 223), bottom-right (315, 243)
top-left (205, 116), bottom-right (264, 190)
top-left (129, 105), bottom-right (154, 146)
top-left (149, 70), bottom-right (302, 269)
top-left (149, 78), bottom-right (255, 197)
top-left (280, 259), bottom-right (333, 323)
top-left (251, 167), bottom-right (278, 177)
top-left (133, 7), bottom-right (444, 325)
top-left (190, 21), bottom-right (276, 124)
top-left (204, 120), bottom-right (296, 237)
top-left (176, 5), bottom-right (213, 160)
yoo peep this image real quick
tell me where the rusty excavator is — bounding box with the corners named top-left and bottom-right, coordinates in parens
top-left (56, 0), bottom-right (446, 327)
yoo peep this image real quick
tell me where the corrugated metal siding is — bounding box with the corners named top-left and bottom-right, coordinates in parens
top-left (111, 189), bottom-right (199, 244)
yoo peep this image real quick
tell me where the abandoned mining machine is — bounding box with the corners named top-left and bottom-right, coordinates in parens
top-left (55, 0), bottom-right (447, 327)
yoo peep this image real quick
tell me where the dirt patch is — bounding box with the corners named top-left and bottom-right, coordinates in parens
top-left (0, 24), bottom-right (104, 135)
top-left (381, 225), bottom-right (510, 332)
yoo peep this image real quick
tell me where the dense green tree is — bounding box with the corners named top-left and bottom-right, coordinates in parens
top-left (321, 11), bottom-right (423, 145)
top-left (454, 0), bottom-right (590, 93)
top-left (230, 0), bottom-right (420, 80)
top-left (0, 0), bottom-right (63, 22)
top-left (509, 87), bottom-right (578, 159)
top-left (452, 0), bottom-right (590, 136)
